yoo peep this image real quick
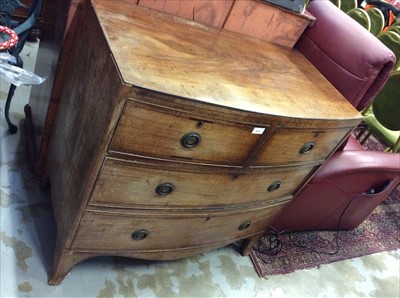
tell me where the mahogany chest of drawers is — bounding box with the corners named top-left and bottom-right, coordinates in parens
top-left (45, 0), bottom-right (361, 284)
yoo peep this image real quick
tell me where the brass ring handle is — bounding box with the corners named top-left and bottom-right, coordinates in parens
top-left (238, 221), bottom-right (251, 230)
top-left (299, 142), bottom-right (315, 154)
top-left (155, 183), bottom-right (175, 196)
top-left (180, 132), bottom-right (201, 148)
top-left (267, 181), bottom-right (281, 192)
top-left (131, 229), bottom-right (149, 240)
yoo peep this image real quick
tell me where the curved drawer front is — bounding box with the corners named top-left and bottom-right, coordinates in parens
top-left (254, 127), bottom-right (351, 166)
top-left (89, 158), bottom-right (315, 208)
top-left (110, 100), bottom-right (265, 166)
top-left (72, 204), bottom-right (286, 251)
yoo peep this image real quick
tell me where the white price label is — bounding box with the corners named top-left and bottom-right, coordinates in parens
top-left (252, 127), bottom-right (265, 134)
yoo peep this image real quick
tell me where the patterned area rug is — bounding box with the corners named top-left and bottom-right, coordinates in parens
top-left (250, 135), bottom-right (400, 278)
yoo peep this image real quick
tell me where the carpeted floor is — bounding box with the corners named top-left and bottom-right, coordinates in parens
top-left (250, 188), bottom-right (399, 277)
top-left (250, 134), bottom-right (400, 278)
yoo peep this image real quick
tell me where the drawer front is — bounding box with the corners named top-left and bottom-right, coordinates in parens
top-left (89, 158), bottom-right (315, 208)
top-left (254, 127), bottom-right (350, 166)
top-left (72, 204), bottom-right (287, 251)
top-left (110, 101), bottom-right (266, 166)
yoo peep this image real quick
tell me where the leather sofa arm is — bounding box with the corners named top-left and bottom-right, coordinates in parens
top-left (272, 120), bottom-right (398, 233)
top-left (297, 0), bottom-right (396, 110)
top-left (312, 150), bottom-right (400, 183)
top-left (272, 148), bottom-right (399, 232)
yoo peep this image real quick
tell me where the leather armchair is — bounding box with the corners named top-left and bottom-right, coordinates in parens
top-left (296, 0), bottom-right (395, 110)
top-left (271, 0), bottom-right (399, 232)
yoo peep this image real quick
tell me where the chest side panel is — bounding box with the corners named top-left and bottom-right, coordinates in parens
top-left (47, 5), bottom-right (128, 247)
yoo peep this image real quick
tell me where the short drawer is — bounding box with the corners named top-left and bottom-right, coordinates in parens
top-left (72, 204), bottom-right (287, 251)
top-left (110, 100), bottom-right (266, 166)
top-left (89, 158), bottom-right (315, 208)
top-left (254, 127), bottom-right (351, 166)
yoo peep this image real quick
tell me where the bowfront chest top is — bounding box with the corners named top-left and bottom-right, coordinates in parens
top-left (46, 0), bottom-right (361, 284)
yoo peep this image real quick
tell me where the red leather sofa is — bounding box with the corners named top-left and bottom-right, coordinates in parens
top-left (271, 0), bottom-right (400, 232)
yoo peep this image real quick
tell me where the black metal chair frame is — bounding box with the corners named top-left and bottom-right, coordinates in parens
top-left (1, 0), bottom-right (42, 133)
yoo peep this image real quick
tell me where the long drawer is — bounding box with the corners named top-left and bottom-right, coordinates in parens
top-left (110, 100), bottom-right (266, 166)
top-left (72, 203), bottom-right (287, 251)
top-left (89, 158), bottom-right (315, 208)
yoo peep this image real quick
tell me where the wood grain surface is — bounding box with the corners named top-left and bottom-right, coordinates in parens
top-left (254, 127), bottom-right (352, 166)
top-left (138, 0), bottom-right (234, 27)
top-left (88, 158), bottom-right (315, 208)
top-left (111, 99), bottom-right (266, 166)
top-left (45, 0), bottom-right (363, 284)
top-left (47, 2), bottom-right (129, 248)
top-left (92, 0), bottom-right (360, 121)
top-left (72, 204), bottom-right (287, 251)
top-left (224, 0), bottom-right (312, 47)
top-left (137, 0), bottom-right (315, 47)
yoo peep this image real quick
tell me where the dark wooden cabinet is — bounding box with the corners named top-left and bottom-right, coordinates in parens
top-left (12, 0), bottom-right (46, 40)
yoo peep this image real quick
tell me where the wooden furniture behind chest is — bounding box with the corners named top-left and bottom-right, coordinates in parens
top-left (137, 0), bottom-right (315, 47)
top-left (46, 0), bottom-right (361, 285)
